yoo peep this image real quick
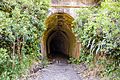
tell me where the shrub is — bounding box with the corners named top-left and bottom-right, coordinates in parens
top-left (74, 0), bottom-right (120, 79)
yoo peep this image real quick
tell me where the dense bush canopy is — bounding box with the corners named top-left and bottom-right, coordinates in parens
top-left (74, 0), bottom-right (120, 57)
top-left (74, 0), bottom-right (120, 79)
top-left (0, 0), bottom-right (49, 79)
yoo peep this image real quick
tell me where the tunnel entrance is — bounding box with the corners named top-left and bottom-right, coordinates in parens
top-left (41, 12), bottom-right (79, 61)
top-left (47, 30), bottom-right (69, 60)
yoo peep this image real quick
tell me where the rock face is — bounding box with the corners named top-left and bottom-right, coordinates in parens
top-left (49, 0), bottom-right (100, 17)
top-left (51, 0), bottom-right (99, 6)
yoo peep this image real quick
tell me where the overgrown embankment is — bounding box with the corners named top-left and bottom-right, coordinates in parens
top-left (73, 0), bottom-right (120, 79)
top-left (0, 0), bottom-right (49, 79)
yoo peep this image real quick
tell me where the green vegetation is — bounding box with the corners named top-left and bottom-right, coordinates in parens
top-left (73, 0), bottom-right (120, 79)
top-left (0, 0), bottom-right (49, 79)
top-left (0, 0), bottom-right (120, 80)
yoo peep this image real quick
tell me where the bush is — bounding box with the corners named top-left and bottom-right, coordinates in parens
top-left (0, 0), bottom-right (49, 79)
top-left (0, 48), bottom-right (11, 75)
top-left (74, 0), bottom-right (120, 79)
top-left (74, 0), bottom-right (120, 61)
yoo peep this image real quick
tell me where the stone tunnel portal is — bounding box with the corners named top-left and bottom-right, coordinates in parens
top-left (42, 13), bottom-right (79, 60)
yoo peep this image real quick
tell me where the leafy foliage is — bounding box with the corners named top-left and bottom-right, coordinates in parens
top-left (0, 0), bottom-right (49, 79)
top-left (0, 48), bottom-right (11, 74)
top-left (74, 0), bottom-right (120, 79)
top-left (74, 0), bottom-right (120, 58)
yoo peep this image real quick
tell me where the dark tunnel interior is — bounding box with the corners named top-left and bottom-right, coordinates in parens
top-left (47, 31), bottom-right (69, 60)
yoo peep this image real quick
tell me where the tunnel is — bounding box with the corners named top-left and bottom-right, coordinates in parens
top-left (47, 30), bottom-right (69, 59)
top-left (41, 12), bottom-right (78, 60)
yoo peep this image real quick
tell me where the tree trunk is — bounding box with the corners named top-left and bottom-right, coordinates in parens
top-left (17, 37), bottom-right (22, 63)
top-left (12, 42), bottom-right (15, 68)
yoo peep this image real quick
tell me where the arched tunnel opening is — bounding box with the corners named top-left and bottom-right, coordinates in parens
top-left (47, 30), bottom-right (69, 60)
top-left (42, 13), bottom-right (79, 61)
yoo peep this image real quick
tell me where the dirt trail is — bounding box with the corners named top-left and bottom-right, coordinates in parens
top-left (21, 57), bottom-right (99, 80)
top-left (25, 58), bottom-right (82, 80)
top-left (38, 61), bottom-right (82, 80)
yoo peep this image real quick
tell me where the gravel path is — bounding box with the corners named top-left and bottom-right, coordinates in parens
top-left (20, 58), bottom-right (99, 80)
top-left (38, 62), bottom-right (82, 80)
